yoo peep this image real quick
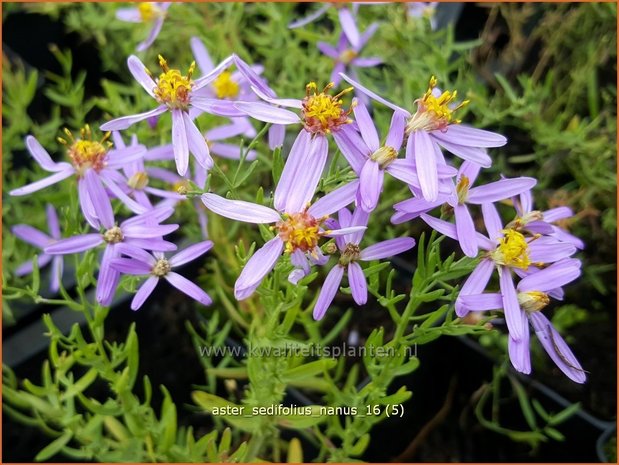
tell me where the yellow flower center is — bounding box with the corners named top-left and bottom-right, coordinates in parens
top-left (456, 175), bottom-right (470, 204)
top-left (103, 226), bottom-right (124, 244)
top-left (517, 291), bottom-right (550, 313)
top-left (58, 125), bottom-right (111, 176)
top-left (302, 82), bottom-right (353, 135)
top-left (490, 229), bottom-right (532, 270)
top-left (138, 3), bottom-right (162, 22)
top-left (406, 76), bottom-right (469, 133)
top-left (212, 71), bottom-right (240, 99)
top-left (339, 243), bottom-right (361, 266)
top-left (152, 258), bottom-right (171, 277)
top-left (370, 145), bottom-right (398, 168)
top-left (339, 49), bottom-right (357, 65)
top-left (154, 55), bottom-right (195, 110)
top-left (128, 171), bottom-right (149, 190)
top-left (172, 180), bottom-right (189, 195)
top-left (276, 211), bottom-right (323, 253)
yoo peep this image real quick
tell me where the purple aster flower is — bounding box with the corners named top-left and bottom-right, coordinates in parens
top-left (100, 54), bottom-right (243, 177)
top-left (393, 161), bottom-right (537, 257)
top-left (313, 207), bottom-right (416, 320)
top-left (9, 130), bottom-right (147, 228)
top-left (407, 2), bottom-right (439, 30)
top-left (116, 2), bottom-right (171, 52)
top-left (422, 202), bottom-right (577, 341)
top-left (341, 98), bottom-right (457, 212)
top-left (340, 73), bottom-right (507, 201)
top-left (12, 204), bottom-right (64, 293)
top-left (45, 206), bottom-right (178, 306)
top-left (201, 180), bottom-right (363, 300)
top-left (289, 4), bottom-right (363, 48)
top-left (507, 190), bottom-right (585, 250)
top-left (110, 241), bottom-right (214, 310)
top-left (459, 258), bottom-right (586, 383)
top-left (317, 21), bottom-right (382, 86)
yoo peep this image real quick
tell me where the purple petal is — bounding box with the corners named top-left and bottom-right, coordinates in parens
top-left (166, 271), bottom-right (212, 305)
top-left (308, 180), bottom-right (360, 218)
top-left (96, 244), bottom-right (120, 306)
top-left (78, 177), bottom-right (99, 229)
top-left (508, 333), bottom-right (532, 375)
top-left (171, 108), bottom-right (189, 176)
top-left (529, 312), bottom-right (586, 383)
top-left (420, 213), bottom-right (458, 241)
top-left (234, 102), bottom-right (300, 124)
top-left (85, 170), bottom-right (115, 230)
top-left (409, 131), bottom-right (439, 201)
top-left (543, 206), bottom-right (573, 222)
top-left (481, 202), bottom-right (504, 243)
top-left (455, 258), bottom-right (494, 316)
top-left (392, 196), bottom-right (443, 218)
top-left (348, 261), bottom-right (367, 305)
top-left (433, 125), bottom-right (507, 148)
top-left (183, 112), bottom-right (213, 170)
top-left (459, 160), bottom-right (482, 186)
top-left (100, 105), bottom-right (167, 131)
top-left (110, 258), bottom-right (152, 275)
top-left (25, 136), bottom-right (70, 172)
top-left (45, 234), bottom-right (103, 255)
top-left (313, 265), bottom-right (345, 320)
top-left (468, 177), bottom-right (537, 204)
top-left (191, 97), bottom-right (247, 117)
top-left (517, 258), bottom-right (581, 292)
top-left (122, 224), bottom-right (178, 239)
top-left (352, 57), bottom-right (383, 67)
top-left (193, 55), bottom-right (234, 90)
top-left (115, 243), bottom-right (157, 266)
top-left (145, 144), bottom-right (175, 162)
top-left (360, 237), bottom-right (415, 261)
top-left (550, 226), bottom-right (585, 250)
top-left (454, 204), bottom-right (478, 257)
top-left (49, 256), bottom-right (64, 293)
top-left (317, 41), bottom-right (339, 59)
top-left (459, 293), bottom-right (503, 312)
top-left (234, 237), bottom-right (284, 300)
top-left (432, 136), bottom-right (492, 167)
top-left (500, 268), bottom-right (527, 341)
top-left (338, 8), bottom-right (361, 48)
top-left (232, 54), bottom-right (276, 98)
top-left (339, 73), bottom-right (409, 115)
top-left (127, 55), bottom-right (156, 98)
top-left (131, 276), bottom-right (159, 310)
top-left (9, 168), bottom-right (74, 196)
top-left (46, 204), bottom-right (61, 239)
top-left (99, 171), bottom-right (149, 214)
top-left (190, 36), bottom-right (214, 73)
top-left (274, 131), bottom-right (311, 211)
top-left (528, 240), bottom-right (577, 264)
top-left (170, 240), bottom-right (214, 267)
top-left (385, 111), bottom-right (406, 151)
top-left (136, 17), bottom-right (164, 52)
top-left (116, 7), bottom-right (141, 22)
top-left (201, 193), bottom-right (280, 223)
top-left (124, 238), bottom-right (177, 252)
top-left (359, 160), bottom-right (383, 212)
top-left (288, 4), bottom-right (330, 28)
top-left (269, 124), bottom-right (286, 149)
top-left (332, 125), bottom-right (368, 174)
top-left (358, 21), bottom-right (379, 48)
top-left (12, 225), bottom-right (51, 249)
top-left (15, 255), bottom-right (53, 277)
top-left (353, 99), bottom-right (379, 152)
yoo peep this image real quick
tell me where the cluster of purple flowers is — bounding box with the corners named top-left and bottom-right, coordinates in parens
top-left (9, 5), bottom-right (586, 383)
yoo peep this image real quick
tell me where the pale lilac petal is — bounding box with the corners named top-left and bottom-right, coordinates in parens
top-left (358, 21), bottom-right (379, 48)
top-left (100, 105), bottom-right (167, 131)
top-left (171, 109), bottom-right (189, 176)
top-left (99, 172), bottom-right (149, 214)
top-left (550, 226), bottom-right (585, 250)
top-left (528, 240), bottom-right (577, 264)
top-left (115, 243), bottom-right (157, 266)
top-left (234, 237), bottom-right (284, 300)
top-left (455, 258), bottom-right (494, 316)
top-left (45, 234), bottom-right (103, 255)
top-left (116, 8), bottom-right (141, 22)
top-left (170, 240), bottom-right (214, 267)
top-left (284, 136), bottom-right (328, 213)
top-left (78, 177), bottom-right (99, 229)
top-left (323, 226), bottom-right (367, 237)
top-left (191, 97), bottom-right (247, 117)
top-left (340, 73), bottom-right (409, 115)
top-left (432, 136), bottom-right (492, 167)
top-left (527, 220), bottom-right (555, 236)
top-left (468, 177), bottom-right (537, 204)
top-left (359, 160), bottom-right (383, 211)
top-left (420, 213), bottom-right (457, 241)
top-left (385, 111), bottom-right (406, 151)
top-left (122, 224), bottom-right (178, 239)
top-left (390, 210), bottom-right (417, 225)
top-left (288, 4), bottom-right (330, 28)
top-left (234, 102), bottom-right (300, 124)
top-left (190, 36), bottom-right (214, 73)
top-left (201, 193), bottom-right (280, 223)
top-left (15, 255), bottom-right (53, 277)
top-left (352, 57), bottom-right (383, 67)
top-left (232, 55), bottom-right (275, 98)
top-left (348, 207), bottom-right (370, 244)
top-left (274, 131), bottom-right (311, 211)
top-left (106, 145), bottom-right (147, 167)
top-left (385, 159), bottom-right (422, 189)
top-left (330, 62), bottom-right (346, 86)
top-left (269, 124), bottom-right (286, 149)
top-left (183, 112), bottom-right (213, 170)
top-left (410, 131), bottom-right (439, 201)
top-left (459, 293), bottom-right (503, 312)
top-left (9, 168), bottom-right (74, 196)
top-left (127, 55), bottom-right (157, 98)
top-left (459, 161), bottom-right (482, 186)
top-left (331, 125), bottom-right (367, 174)
top-left (46, 204), bottom-right (61, 239)
top-left (110, 258), bottom-right (152, 275)
top-left (313, 265), bottom-right (345, 320)
top-left (124, 238), bottom-right (177, 252)
top-left (348, 261), bottom-right (367, 305)
top-left (517, 258), bottom-right (581, 292)
top-left (49, 256), bottom-right (63, 292)
top-left (136, 17), bottom-right (164, 52)
top-left (543, 206), bottom-right (573, 222)
top-left (529, 312), bottom-right (586, 383)
top-left (131, 276), bottom-right (159, 310)
top-left (25, 136), bottom-right (70, 172)
top-left (454, 204), bottom-right (478, 257)
top-left (84, 169), bottom-right (115, 230)
top-left (289, 249), bottom-right (310, 284)
top-left (12, 225), bottom-right (51, 248)
top-left (392, 196), bottom-right (442, 218)
top-left (308, 180), bottom-right (360, 218)
top-left (209, 142), bottom-right (254, 161)
top-left (500, 268), bottom-right (527, 341)
top-left (144, 144), bottom-right (175, 162)
top-left (97, 244), bottom-right (120, 306)
top-left (481, 202), bottom-right (503, 243)
top-left (166, 271), bottom-right (212, 305)
top-left (317, 41), bottom-right (339, 59)
top-left (360, 237), bottom-right (415, 261)
top-left (353, 99), bottom-right (379, 152)
top-left (338, 8), bottom-right (361, 48)
top-left (508, 333), bottom-right (532, 375)
top-left (434, 124), bottom-right (507, 148)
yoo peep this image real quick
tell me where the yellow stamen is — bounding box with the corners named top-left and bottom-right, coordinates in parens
top-left (339, 243), bottom-right (361, 266)
top-left (276, 211), bottom-right (325, 253)
top-left (151, 258), bottom-right (171, 277)
top-left (154, 56), bottom-right (195, 110)
top-left (490, 229), bottom-right (532, 270)
top-left (103, 226), bottom-right (124, 244)
top-left (64, 126), bottom-right (111, 176)
top-left (456, 175), bottom-right (470, 204)
top-left (128, 171), bottom-right (149, 190)
top-left (138, 3), bottom-right (162, 22)
top-left (339, 49), bottom-right (357, 65)
top-left (370, 145), bottom-right (398, 168)
top-left (517, 291), bottom-right (550, 313)
top-left (302, 82), bottom-right (353, 135)
top-left (406, 76), bottom-right (469, 133)
top-left (212, 71), bottom-right (240, 99)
